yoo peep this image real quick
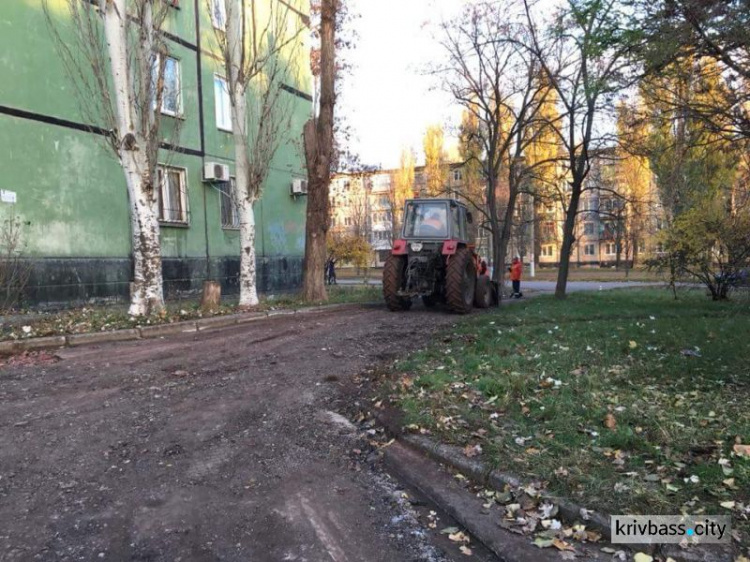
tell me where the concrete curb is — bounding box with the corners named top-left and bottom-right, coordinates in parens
top-left (378, 417), bottom-right (737, 561)
top-left (0, 302), bottom-right (367, 356)
top-left (399, 433), bottom-right (613, 540)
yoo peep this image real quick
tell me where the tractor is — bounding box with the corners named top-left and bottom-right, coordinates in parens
top-left (383, 198), bottom-right (495, 314)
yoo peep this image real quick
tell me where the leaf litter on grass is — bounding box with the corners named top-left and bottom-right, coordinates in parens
top-left (388, 289), bottom-right (750, 542)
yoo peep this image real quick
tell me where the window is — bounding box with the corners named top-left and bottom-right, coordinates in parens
top-left (156, 56), bottom-right (182, 116)
top-left (210, 0), bottom-right (226, 30)
top-left (219, 179), bottom-right (239, 229)
top-left (157, 166), bottom-right (188, 223)
top-left (584, 222), bottom-right (594, 235)
top-left (214, 76), bottom-right (232, 131)
top-left (605, 243), bottom-right (616, 255)
top-left (453, 169), bottom-right (463, 182)
top-left (584, 244), bottom-right (596, 256)
top-left (541, 245), bottom-right (555, 257)
top-left (345, 217), bottom-right (352, 226)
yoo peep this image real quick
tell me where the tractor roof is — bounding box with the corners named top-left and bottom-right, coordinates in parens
top-left (405, 198), bottom-right (468, 208)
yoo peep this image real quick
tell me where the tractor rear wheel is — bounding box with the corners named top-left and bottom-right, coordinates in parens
top-left (383, 255), bottom-right (412, 311)
top-left (474, 275), bottom-right (492, 308)
top-left (445, 247), bottom-right (476, 314)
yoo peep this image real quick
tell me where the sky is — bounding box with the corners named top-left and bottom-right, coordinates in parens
top-left (338, 0), bottom-right (469, 170)
top-left (338, 0), bottom-right (565, 171)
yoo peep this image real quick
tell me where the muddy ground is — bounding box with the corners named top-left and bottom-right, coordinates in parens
top-left (0, 303), bottom-right (499, 562)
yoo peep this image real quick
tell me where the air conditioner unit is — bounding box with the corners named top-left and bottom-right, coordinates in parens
top-left (203, 162), bottom-right (230, 182)
top-left (291, 178), bottom-right (308, 195)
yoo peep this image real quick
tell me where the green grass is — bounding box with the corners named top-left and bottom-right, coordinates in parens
top-left (1, 285), bottom-right (382, 341)
top-left (389, 289), bottom-right (750, 537)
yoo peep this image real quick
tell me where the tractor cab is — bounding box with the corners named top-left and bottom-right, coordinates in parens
top-left (384, 198), bottom-right (494, 314)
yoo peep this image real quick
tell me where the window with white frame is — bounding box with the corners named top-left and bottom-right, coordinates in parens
top-left (157, 166), bottom-right (188, 223)
top-left (584, 243), bottom-right (596, 256)
top-left (219, 179), bottom-right (239, 229)
top-left (214, 76), bottom-right (232, 131)
top-left (157, 56), bottom-right (182, 116)
top-left (542, 245), bottom-right (555, 257)
top-left (605, 242), bottom-right (616, 255)
top-left (210, 0), bottom-right (226, 30)
top-left (453, 169), bottom-right (463, 181)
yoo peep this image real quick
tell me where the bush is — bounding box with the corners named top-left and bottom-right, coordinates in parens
top-left (0, 216), bottom-right (30, 312)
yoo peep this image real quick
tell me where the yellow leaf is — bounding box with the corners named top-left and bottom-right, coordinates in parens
top-left (552, 538), bottom-right (575, 551)
top-left (604, 413), bottom-right (617, 429)
top-left (720, 501), bottom-right (735, 509)
top-left (634, 554), bottom-right (653, 562)
top-left (629, 340), bottom-right (638, 349)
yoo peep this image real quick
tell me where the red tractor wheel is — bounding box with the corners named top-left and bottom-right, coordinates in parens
top-left (383, 255), bottom-right (412, 311)
top-left (445, 247), bottom-right (476, 314)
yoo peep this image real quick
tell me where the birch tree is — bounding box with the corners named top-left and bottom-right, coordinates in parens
top-left (44, 0), bottom-right (176, 316)
top-left (390, 148), bottom-right (415, 238)
top-left (211, 0), bottom-right (304, 307)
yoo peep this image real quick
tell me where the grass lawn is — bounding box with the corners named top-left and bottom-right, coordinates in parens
top-left (389, 289), bottom-right (750, 539)
top-left (1, 285), bottom-right (382, 342)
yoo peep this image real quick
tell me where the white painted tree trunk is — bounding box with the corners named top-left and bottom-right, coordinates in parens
top-left (232, 93), bottom-right (260, 307)
top-left (102, 0), bottom-right (164, 316)
top-left (226, 0), bottom-right (259, 307)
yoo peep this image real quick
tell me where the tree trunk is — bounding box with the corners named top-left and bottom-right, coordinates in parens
top-left (104, 0), bottom-right (164, 316)
top-left (496, 187), bottom-right (519, 296)
top-left (238, 197), bottom-right (259, 307)
top-left (125, 162), bottom-right (164, 316)
top-left (201, 280), bottom-right (222, 312)
top-left (302, 0), bottom-right (336, 302)
top-left (555, 181), bottom-right (582, 299)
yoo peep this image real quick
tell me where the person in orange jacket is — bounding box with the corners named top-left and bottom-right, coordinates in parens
top-left (509, 256), bottom-right (523, 298)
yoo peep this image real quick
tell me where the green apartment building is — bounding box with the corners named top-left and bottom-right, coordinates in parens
top-left (0, 0), bottom-right (312, 305)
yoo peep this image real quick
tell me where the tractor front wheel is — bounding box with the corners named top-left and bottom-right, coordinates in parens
top-left (383, 255), bottom-right (412, 311)
top-left (445, 247), bottom-right (476, 314)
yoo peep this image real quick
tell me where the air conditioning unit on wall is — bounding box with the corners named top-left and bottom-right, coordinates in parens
top-left (291, 178), bottom-right (308, 196)
top-left (203, 162), bottom-right (230, 182)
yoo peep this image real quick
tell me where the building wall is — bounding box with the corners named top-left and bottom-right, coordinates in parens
top-left (0, 0), bottom-right (311, 305)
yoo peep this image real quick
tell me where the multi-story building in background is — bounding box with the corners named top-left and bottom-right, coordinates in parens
top-left (0, 1), bottom-right (311, 305)
top-left (331, 150), bottom-right (665, 270)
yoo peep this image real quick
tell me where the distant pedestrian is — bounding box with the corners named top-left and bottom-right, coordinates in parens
top-left (479, 259), bottom-right (488, 276)
top-left (327, 256), bottom-right (337, 285)
top-left (509, 256), bottom-right (523, 298)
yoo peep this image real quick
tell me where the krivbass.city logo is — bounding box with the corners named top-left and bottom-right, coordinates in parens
top-left (611, 515), bottom-right (731, 544)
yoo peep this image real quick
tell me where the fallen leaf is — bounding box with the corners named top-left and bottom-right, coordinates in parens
top-left (733, 444), bottom-right (750, 457)
top-left (629, 341), bottom-right (638, 349)
top-left (463, 444), bottom-right (482, 458)
top-left (448, 531), bottom-right (470, 543)
top-left (459, 545), bottom-right (472, 556)
top-left (720, 501), bottom-right (736, 509)
top-left (533, 537), bottom-right (554, 548)
top-left (604, 413), bottom-right (617, 429)
top-left (552, 538), bottom-right (575, 552)
top-left (634, 553), bottom-right (653, 562)
top-left (440, 527), bottom-right (459, 535)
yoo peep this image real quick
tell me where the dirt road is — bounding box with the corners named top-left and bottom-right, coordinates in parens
top-left (0, 304), bottom-right (495, 562)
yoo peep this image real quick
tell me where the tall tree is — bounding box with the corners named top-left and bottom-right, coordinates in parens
top-left (391, 148), bottom-right (415, 238)
top-left (633, 0), bottom-right (750, 139)
top-left (302, 0), bottom-right (338, 301)
top-left (211, 0), bottom-right (303, 307)
top-left (524, 0), bottom-right (640, 298)
top-left (422, 125), bottom-right (449, 197)
top-left (44, 0), bottom-right (176, 316)
top-left (439, 1), bottom-right (548, 286)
